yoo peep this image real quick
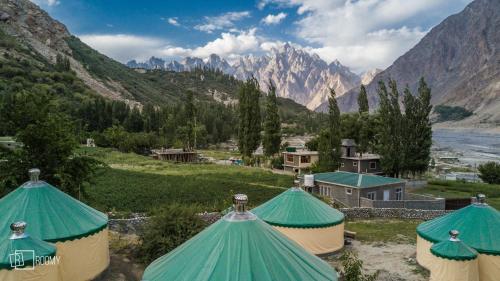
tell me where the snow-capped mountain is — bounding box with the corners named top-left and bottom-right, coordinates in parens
top-left (127, 43), bottom-right (361, 110)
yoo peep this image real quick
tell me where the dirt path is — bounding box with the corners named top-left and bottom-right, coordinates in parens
top-left (325, 241), bottom-right (429, 281)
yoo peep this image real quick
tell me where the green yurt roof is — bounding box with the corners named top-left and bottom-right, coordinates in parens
top-left (142, 196), bottom-right (337, 281)
top-left (251, 187), bottom-right (344, 228)
top-left (0, 171), bottom-right (108, 242)
top-left (430, 233), bottom-right (478, 261)
top-left (417, 201), bottom-right (500, 255)
top-left (0, 222), bottom-right (57, 270)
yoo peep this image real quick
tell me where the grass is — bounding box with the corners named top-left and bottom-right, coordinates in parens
top-left (409, 179), bottom-right (500, 209)
top-left (80, 147), bottom-right (292, 213)
top-left (345, 219), bottom-right (422, 244)
top-left (198, 149), bottom-right (240, 160)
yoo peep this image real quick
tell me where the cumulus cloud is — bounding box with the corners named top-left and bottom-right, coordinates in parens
top-left (160, 29), bottom-right (261, 58)
top-left (79, 29), bottom-right (264, 63)
top-left (262, 0), bottom-right (472, 72)
top-left (195, 11), bottom-right (251, 33)
top-left (167, 17), bottom-right (180, 27)
top-left (79, 34), bottom-right (167, 63)
top-left (261, 13), bottom-right (287, 25)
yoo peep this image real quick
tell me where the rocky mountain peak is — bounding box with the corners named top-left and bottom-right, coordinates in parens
top-left (127, 43), bottom-right (361, 110)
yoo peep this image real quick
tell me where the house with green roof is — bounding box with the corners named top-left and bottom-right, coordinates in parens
top-left (311, 171), bottom-right (406, 207)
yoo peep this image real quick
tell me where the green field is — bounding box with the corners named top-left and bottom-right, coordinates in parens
top-left (409, 180), bottom-right (500, 209)
top-left (81, 148), bottom-right (292, 214)
top-left (345, 219), bottom-right (422, 244)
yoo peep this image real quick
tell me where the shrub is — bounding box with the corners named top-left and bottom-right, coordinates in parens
top-left (340, 251), bottom-right (378, 281)
top-left (137, 204), bottom-right (207, 264)
top-left (478, 162), bottom-right (500, 184)
top-left (434, 105), bottom-right (473, 122)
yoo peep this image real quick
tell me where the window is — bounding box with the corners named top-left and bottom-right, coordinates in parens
top-left (369, 161), bottom-right (377, 169)
top-left (367, 192), bottom-right (376, 200)
top-left (353, 161), bottom-right (358, 167)
top-left (395, 188), bottom-right (403, 200)
top-left (286, 154), bottom-right (294, 163)
top-left (341, 162), bottom-right (345, 167)
top-left (300, 156), bottom-right (310, 163)
top-left (346, 188), bottom-right (352, 195)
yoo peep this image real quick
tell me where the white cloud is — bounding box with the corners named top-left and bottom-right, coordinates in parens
top-left (261, 13), bottom-right (287, 25)
top-left (79, 29), bottom-right (264, 63)
top-left (262, 0), bottom-right (473, 72)
top-left (194, 11), bottom-right (251, 33)
top-left (78, 34), bottom-right (167, 63)
top-left (31, 0), bottom-right (60, 6)
top-left (167, 17), bottom-right (180, 27)
top-left (160, 29), bottom-right (261, 58)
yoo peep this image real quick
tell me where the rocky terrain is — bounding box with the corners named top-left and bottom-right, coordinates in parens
top-left (128, 44), bottom-right (362, 110)
top-left (328, 0), bottom-right (500, 127)
top-left (0, 0), bottom-right (139, 106)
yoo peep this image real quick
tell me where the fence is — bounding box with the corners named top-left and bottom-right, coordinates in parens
top-left (359, 193), bottom-right (445, 210)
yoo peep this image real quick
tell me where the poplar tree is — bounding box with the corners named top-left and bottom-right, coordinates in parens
top-left (414, 78), bottom-right (433, 174)
top-left (238, 78), bottom-right (261, 157)
top-left (357, 85), bottom-right (370, 156)
top-left (376, 80), bottom-right (402, 177)
top-left (402, 87), bottom-right (418, 176)
top-left (317, 88), bottom-right (341, 171)
top-left (357, 85), bottom-right (369, 114)
top-left (263, 80), bottom-right (281, 156)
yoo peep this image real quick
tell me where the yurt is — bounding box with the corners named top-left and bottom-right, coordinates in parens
top-left (251, 187), bottom-right (345, 255)
top-left (0, 169), bottom-right (109, 281)
top-left (0, 221), bottom-right (61, 281)
top-left (428, 230), bottom-right (479, 281)
top-left (142, 194), bottom-right (338, 281)
top-left (416, 194), bottom-right (500, 281)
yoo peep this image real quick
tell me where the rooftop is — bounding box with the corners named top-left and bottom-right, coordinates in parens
top-left (341, 139), bottom-right (356, 146)
top-left (283, 150), bottom-right (319, 156)
top-left (313, 171), bottom-right (405, 188)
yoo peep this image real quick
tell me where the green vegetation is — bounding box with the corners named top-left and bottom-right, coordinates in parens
top-left (315, 88), bottom-right (342, 172)
top-left (137, 204), bottom-right (207, 264)
top-left (340, 251), bottom-right (378, 281)
top-left (434, 105), bottom-right (473, 122)
top-left (238, 78), bottom-right (261, 157)
top-left (263, 81), bottom-right (281, 156)
top-left (376, 78), bottom-right (432, 177)
top-left (478, 161), bottom-right (500, 184)
top-left (80, 148), bottom-right (292, 213)
top-left (410, 180), bottom-right (500, 209)
top-left (345, 219), bottom-right (422, 244)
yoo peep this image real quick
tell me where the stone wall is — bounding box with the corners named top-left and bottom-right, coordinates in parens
top-left (339, 207), bottom-right (451, 220)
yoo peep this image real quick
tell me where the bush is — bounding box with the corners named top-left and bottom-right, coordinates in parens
top-left (434, 105), bottom-right (473, 122)
top-left (340, 251), bottom-right (378, 281)
top-left (137, 204), bottom-right (207, 264)
top-left (478, 162), bottom-right (500, 184)
top-left (270, 156), bottom-right (284, 169)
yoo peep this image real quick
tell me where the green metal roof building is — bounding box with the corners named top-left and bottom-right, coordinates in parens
top-left (142, 194), bottom-right (338, 281)
top-left (0, 169), bottom-right (110, 281)
top-left (311, 172), bottom-right (406, 207)
top-left (252, 187), bottom-right (345, 254)
top-left (416, 196), bottom-right (500, 281)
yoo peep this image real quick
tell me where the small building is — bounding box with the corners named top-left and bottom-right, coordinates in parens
top-left (311, 171), bottom-right (406, 207)
top-left (151, 148), bottom-right (199, 162)
top-left (282, 148), bottom-right (319, 174)
top-left (340, 139), bottom-right (382, 174)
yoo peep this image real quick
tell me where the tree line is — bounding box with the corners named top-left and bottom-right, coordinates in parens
top-left (311, 78), bottom-right (433, 178)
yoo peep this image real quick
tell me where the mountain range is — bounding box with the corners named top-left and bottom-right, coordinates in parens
top-left (329, 0), bottom-right (500, 126)
top-left (128, 44), bottom-right (364, 110)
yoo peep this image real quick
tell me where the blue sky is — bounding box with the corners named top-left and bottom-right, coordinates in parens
top-left (33, 0), bottom-right (473, 73)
